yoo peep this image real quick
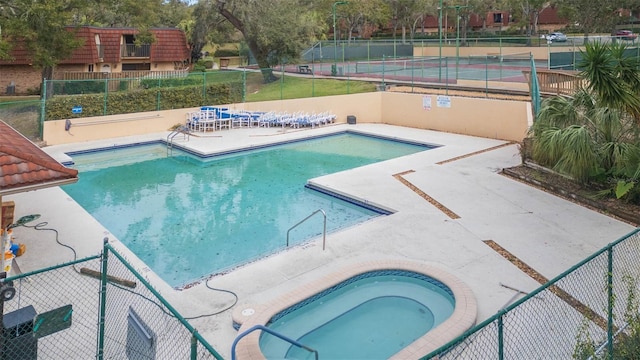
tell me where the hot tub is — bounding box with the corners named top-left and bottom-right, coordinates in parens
top-left (233, 261), bottom-right (477, 359)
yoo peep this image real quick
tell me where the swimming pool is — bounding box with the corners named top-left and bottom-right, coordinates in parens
top-left (233, 261), bottom-right (477, 360)
top-left (260, 270), bottom-right (455, 359)
top-left (62, 132), bottom-right (434, 286)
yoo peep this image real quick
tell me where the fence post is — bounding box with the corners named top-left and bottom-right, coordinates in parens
top-left (346, 67), bottom-right (350, 94)
top-left (157, 78), bottom-right (161, 111)
top-left (607, 246), bottom-right (614, 359)
top-left (381, 54), bottom-right (386, 89)
top-left (191, 332), bottom-right (198, 360)
top-left (103, 79), bottom-right (108, 116)
top-left (242, 69), bottom-right (247, 102)
top-left (202, 72), bottom-right (207, 104)
top-left (498, 314), bottom-right (504, 360)
top-left (39, 81), bottom-right (47, 139)
top-left (96, 237), bottom-right (110, 360)
top-left (280, 65), bottom-right (284, 100)
top-left (485, 60), bottom-right (489, 97)
top-left (446, 57), bottom-right (449, 95)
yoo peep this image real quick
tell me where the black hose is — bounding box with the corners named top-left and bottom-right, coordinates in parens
top-left (24, 221), bottom-right (238, 319)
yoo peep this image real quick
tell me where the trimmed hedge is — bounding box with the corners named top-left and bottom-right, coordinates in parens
top-left (213, 48), bottom-right (240, 57)
top-left (53, 80), bottom-right (106, 95)
top-left (45, 83), bottom-right (242, 120)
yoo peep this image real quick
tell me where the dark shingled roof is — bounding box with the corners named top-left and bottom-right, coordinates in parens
top-left (0, 121), bottom-right (78, 196)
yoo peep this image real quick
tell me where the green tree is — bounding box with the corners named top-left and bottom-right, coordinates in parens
top-left (316, 0), bottom-right (390, 44)
top-left (0, 0), bottom-right (85, 92)
top-left (385, 0), bottom-right (432, 43)
top-left (530, 42), bottom-right (640, 203)
top-left (504, 0), bottom-right (547, 37)
top-left (212, 0), bottom-right (322, 83)
top-left (0, 0), bottom-right (174, 91)
top-left (557, 0), bottom-right (625, 39)
top-left (80, 0), bottom-right (163, 28)
top-left (158, 0), bottom-right (191, 27)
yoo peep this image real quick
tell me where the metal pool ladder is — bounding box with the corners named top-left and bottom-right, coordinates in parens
top-left (166, 125), bottom-right (190, 155)
top-left (286, 209), bottom-right (327, 250)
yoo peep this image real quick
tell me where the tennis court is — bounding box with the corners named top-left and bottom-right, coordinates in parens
top-left (288, 53), bottom-right (545, 83)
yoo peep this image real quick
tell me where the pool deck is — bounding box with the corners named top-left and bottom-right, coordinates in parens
top-left (4, 123), bottom-right (637, 359)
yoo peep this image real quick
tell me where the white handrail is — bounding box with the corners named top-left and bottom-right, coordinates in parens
top-left (286, 209), bottom-right (327, 250)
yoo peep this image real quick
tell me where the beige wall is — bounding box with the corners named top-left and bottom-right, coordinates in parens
top-left (413, 45), bottom-right (582, 60)
top-left (380, 92), bottom-right (529, 141)
top-left (43, 91), bottom-right (529, 145)
top-left (44, 109), bottom-right (189, 145)
top-left (414, 46), bottom-right (558, 60)
top-left (457, 79), bottom-right (530, 92)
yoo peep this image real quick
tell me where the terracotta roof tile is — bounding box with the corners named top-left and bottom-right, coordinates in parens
top-left (1, 26), bottom-right (190, 65)
top-left (151, 28), bottom-right (190, 62)
top-left (0, 121), bottom-right (78, 196)
top-left (539, 6), bottom-right (566, 25)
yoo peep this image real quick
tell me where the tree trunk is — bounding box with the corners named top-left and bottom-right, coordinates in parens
top-left (216, 1), bottom-right (276, 83)
top-left (245, 37), bottom-right (277, 83)
top-left (41, 66), bottom-right (54, 99)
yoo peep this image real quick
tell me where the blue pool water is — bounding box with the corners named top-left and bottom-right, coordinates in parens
top-left (260, 270), bottom-right (455, 359)
top-left (62, 133), bottom-right (432, 286)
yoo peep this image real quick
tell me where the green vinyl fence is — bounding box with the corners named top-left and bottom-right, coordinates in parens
top-left (0, 239), bottom-right (223, 359)
top-left (421, 228), bottom-right (640, 360)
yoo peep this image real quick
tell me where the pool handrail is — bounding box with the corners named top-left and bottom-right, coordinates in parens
top-left (286, 209), bottom-right (327, 250)
top-left (231, 324), bottom-right (319, 360)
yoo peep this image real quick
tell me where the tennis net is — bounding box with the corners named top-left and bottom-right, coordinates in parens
top-left (355, 57), bottom-right (441, 74)
top-left (467, 52), bottom-right (532, 65)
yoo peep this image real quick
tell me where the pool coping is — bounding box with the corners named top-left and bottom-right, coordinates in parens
top-left (231, 259), bottom-right (477, 360)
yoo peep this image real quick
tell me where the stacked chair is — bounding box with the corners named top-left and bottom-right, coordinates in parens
top-left (186, 107), bottom-right (336, 131)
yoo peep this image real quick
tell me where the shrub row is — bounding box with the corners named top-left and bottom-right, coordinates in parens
top-left (45, 83), bottom-right (242, 121)
top-left (213, 48), bottom-right (240, 57)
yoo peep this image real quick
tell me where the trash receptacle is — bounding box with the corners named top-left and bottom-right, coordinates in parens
top-left (347, 115), bottom-right (356, 124)
top-left (6, 81), bottom-right (15, 95)
top-left (2, 305), bottom-right (38, 360)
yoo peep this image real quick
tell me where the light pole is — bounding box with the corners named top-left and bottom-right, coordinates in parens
top-left (448, 5), bottom-right (468, 80)
top-left (333, 1), bottom-right (348, 76)
top-left (438, 0), bottom-right (443, 82)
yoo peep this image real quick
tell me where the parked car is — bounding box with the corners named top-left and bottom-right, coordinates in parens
top-left (545, 32), bottom-right (568, 43)
top-left (613, 30), bottom-right (637, 41)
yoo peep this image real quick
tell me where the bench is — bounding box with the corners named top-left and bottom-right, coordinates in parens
top-left (298, 65), bottom-right (313, 74)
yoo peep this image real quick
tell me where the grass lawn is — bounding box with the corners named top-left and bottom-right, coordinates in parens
top-left (245, 72), bottom-right (376, 102)
top-left (0, 95), bottom-right (40, 103)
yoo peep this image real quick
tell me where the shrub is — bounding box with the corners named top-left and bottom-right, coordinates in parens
top-left (213, 48), bottom-right (240, 57)
top-left (44, 82), bottom-right (242, 120)
top-left (53, 80), bottom-right (104, 95)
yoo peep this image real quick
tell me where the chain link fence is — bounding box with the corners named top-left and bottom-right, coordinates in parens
top-left (3, 36), bottom-right (640, 143)
top-left (421, 228), bottom-right (640, 359)
top-left (0, 240), bottom-right (223, 359)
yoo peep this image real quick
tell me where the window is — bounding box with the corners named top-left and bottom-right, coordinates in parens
top-left (88, 64), bottom-right (94, 72)
top-left (493, 13), bottom-right (503, 24)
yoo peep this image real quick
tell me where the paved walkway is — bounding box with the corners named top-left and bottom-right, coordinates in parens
top-left (5, 123), bottom-right (636, 359)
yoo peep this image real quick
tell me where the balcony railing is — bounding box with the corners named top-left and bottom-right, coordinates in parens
top-left (121, 44), bottom-right (151, 58)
